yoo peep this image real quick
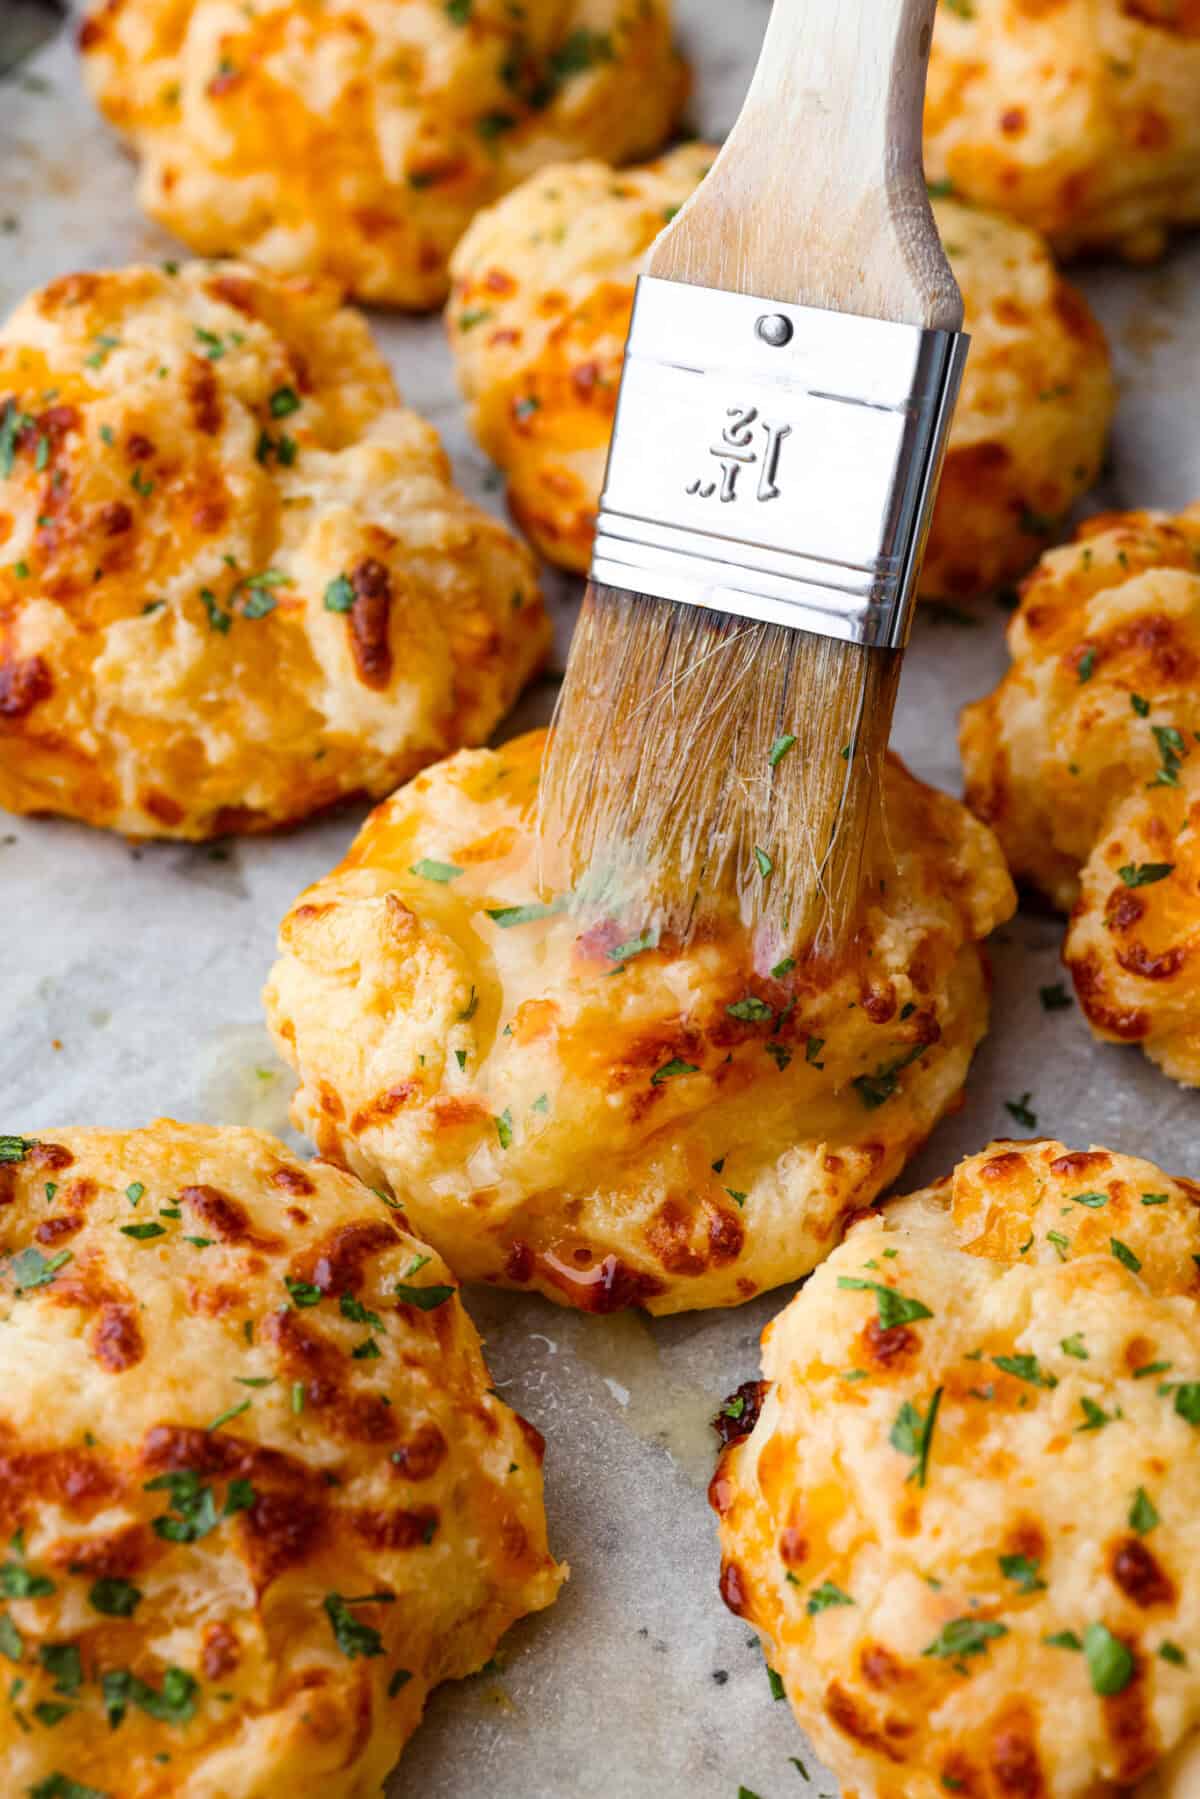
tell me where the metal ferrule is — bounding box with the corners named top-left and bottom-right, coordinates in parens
top-left (590, 276), bottom-right (969, 650)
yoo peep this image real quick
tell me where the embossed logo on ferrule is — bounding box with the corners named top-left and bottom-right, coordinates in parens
top-left (685, 406), bottom-right (791, 503)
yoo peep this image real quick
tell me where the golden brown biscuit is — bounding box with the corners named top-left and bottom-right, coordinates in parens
top-left (712, 1137), bottom-right (1200, 1799)
top-left (264, 729), bottom-right (1015, 1315)
top-left (0, 261), bottom-right (547, 839)
top-left (0, 1121), bottom-right (561, 1798)
top-left (926, 0), bottom-right (1200, 262)
top-left (79, 0), bottom-right (688, 309)
top-left (960, 506), bottom-right (1200, 1083)
top-left (447, 151), bottom-right (1114, 598)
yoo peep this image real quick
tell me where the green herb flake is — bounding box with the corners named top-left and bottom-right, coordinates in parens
top-left (1151, 724), bottom-right (1187, 787)
top-left (1131, 693), bottom-right (1151, 717)
top-left (770, 956), bottom-right (795, 980)
top-left (838, 1277), bottom-right (933, 1330)
top-left (1083, 1622), bottom-right (1134, 1696)
top-left (888, 1387), bottom-right (942, 1487)
top-left (1044, 1630), bottom-right (1082, 1651)
top-left (608, 929), bottom-right (658, 964)
top-left (1005, 1092), bottom-right (1038, 1129)
top-left (206, 1397), bottom-right (251, 1433)
top-left (88, 1578), bottom-right (141, 1618)
top-left (805, 1581), bottom-right (854, 1615)
top-left (998, 1554), bottom-right (1045, 1594)
top-left (0, 1563), bottom-right (54, 1600)
top-left (1110, 1237), bottom-right (1142, 1274)
top-left (495, 1109), bottom-right (513, 1150)
top-left (0, 1137), bottom-right (34, 1165)
top-left (753, 846), bottom-right (773, 880)
top-left (409, 858), bottom-right (463, 884)
top-left (726, 995), bottom-right (773, 1023)
top-left (485, 898), bottom-right (565, 928)
top-left (9, 1248), bottom-right (72, 1291)
top-left (768, 733), bottom-right (797, 768)
top-left (120, 1222), bottom-right (166, 1241)
top-left (284, 1277), bottom-right (322, 1308)
top-left (651, 1057), bottom-right (699, 1086)
top-left (1077, 1396), bottom-right (1116, 1432)
top-left (1060, 1333), bottom-right (1088, 1359)
top-left (922, 1618), bottom-right (1008, 1661)
top-left (991, 1353), bottom-right (1057, 1390)
top-left (269, 386), bottom-right (301, 419)
top-left (1159, 1640), bottom-right (1187, 1666)
top-left (324, 1591), bottom-right (392, 1659)
top-left (323, 573), bottom-right (354, 613)
top-left (1118, 862), bottom-right (1174, 887)
top-left (1129, 1487), bottom-right (1159, 1535)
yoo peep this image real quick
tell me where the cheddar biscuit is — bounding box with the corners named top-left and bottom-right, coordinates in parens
top-left (712, 1138), bottom-right (1200, 1799)
top-left (0, 1121), bottom-right (562, 1798)
top-left (264, 729), bottom-right (1015, 1315)
top-left (447, 150), bottom-right (1114, 598)
top-left (960, 506), bottom-right (1200, 1084)
top-left (0, 261), bottom-right (547, 839)
top-left (926, 0), bottom-right (1200, 263)
top-left (79, 0), bottom-right (688, 308)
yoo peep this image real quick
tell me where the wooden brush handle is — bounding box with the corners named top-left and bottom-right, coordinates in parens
top-left (648, 0), bottom-right (962, 331)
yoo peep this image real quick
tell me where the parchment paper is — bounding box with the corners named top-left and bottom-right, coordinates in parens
top-left (3, 5), bottom-right (1200, 1793)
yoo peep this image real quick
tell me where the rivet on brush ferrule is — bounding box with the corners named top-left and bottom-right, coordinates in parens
top-left (589, 276), bottom-right (970, 651)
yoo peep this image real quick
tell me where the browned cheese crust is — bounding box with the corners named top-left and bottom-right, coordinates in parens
top-left (961, 505), bottom-right (1200, 1084)
top-left (0, 1121), bottom-right (562, 1797)
top-left (713, 1138), bottom-right (1200, 1798)
top-left (265, 729), bottom-right (1015, 1315)
top-left (0, 261), bottom-right (548, 838)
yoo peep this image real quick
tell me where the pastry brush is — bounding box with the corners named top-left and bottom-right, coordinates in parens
top-left (538, 0), bottom-right (967, 970)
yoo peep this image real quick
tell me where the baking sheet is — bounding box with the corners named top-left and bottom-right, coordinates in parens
top-left (3, 5), bottom-right (1200, 1794)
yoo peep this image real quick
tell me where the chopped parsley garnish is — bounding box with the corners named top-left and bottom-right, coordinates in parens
top-left (753, 846), bottom-right (773, 880)
top-left (1133, 1360), bottom-right (1171, 1379)
top-left (852, 1043), bottom-right (926, 1109)
top-left (340, 1294), bottom-right (383, 1330)
top-left (88, 1578), bottom-right (141, 1618)
top-left (0, 1615), bottom-right (21, 1661)
top-left (888, 1388), bottom-right (942, 1486)
top-left (9, 1248), bottom-right (71, 1291)
top-left (804, 1036), bottom-right (824, 1067)
top-left (765, 1664), bottom-right (785, 1701)
top-left (120, 1222), bottom-right (165, 1241)
top-left (1151, 724), bottom-right (1187, 787)
top-left (1118, 862), bottom-right (1174, 887)
top-left (1083, 1622), bottom-right (1133, 1696)
top-left (125, 1182), bottom-right (144, 1205)
top-left (725, 995), bottom-right (773, 1023)
top-left (1044, 1630), bottom-right (1082, 1651)
top-left (765, 1042), bottom-right (792, 1072)
top-left (0, 1562), bottom-right (54, 1599)
top-left (1159, 1640), bottom-right (1187, 1666)
top-left (144, 1468), bottom-right (251, 1543)
top-left (409, 858), bottom-right (462, 883)
top-left (1130, 1487), bottom-right (1159, 1535)
top-left (531, 1094), bottom-right (549, 1114)
top-left (130, 466), bottom-right (154, 499)
top-left (207, 1397), bottom-right (251, 1433)
top-left (839, 1277), bottom-right (932, 1330)
top-left (771, 957), bottom-right (795, 980)
top-left (102, 1664), bottom-right (198, 1727)
top-left (1077, 647), bottom-right (1096, 683)
top-left (457, 309), bottom-right (494, 331)
top-left (485, 898), bottom-right (565, 928)
top-left (38, 1643), bottom-right (81, 1695)
top-left (805, 1581), bottom-right (853, 1615)
top-left (200, 588), bottom-right (231, 634)
top-left (608, 929), bottom-right (657, 964)
top-left (284, 1277), bottom-right (322, 1308)
top-left (495, 1109), bottom-right (513, 1149)
top-left (991, 1353), bottom-right (1056, 1389)
top-left (1039, 982), bottom-right (1072, 1011)
top-left (923, 1618), bottom-right (1007, 1661)
top-left (1004, 1092), bottom-right (1037, 1129)
top-left (1141, 1192), bottom-right (1169, 1206)
top-left (1070, 1191), bottom-right (1107, 1209)
top-left (324, 1592), bottom-right (392, 1659)
top-left (999, 1554), bottom-right (1045, 1594)
top-left (1110, 1237), bottom-right (1141, 1274)
top-left (269, 386), bottom-right (301, 419)
top-left (0, 1137), bottom-right (33, 1164)
top-left (1131, 693), bottom-right (1150, 717)
top-left (651, 1058), bottom-right (699, 1086)
top-left (768, 733), bottom-right (797, 768)
top-left (323, 573), bottom-right (354, 612)
top-left (1060, 1333), bottom-right (1087, 1358)
top-left (1077, 1397), bottom-right (1116, 1431)
top-left (394, 1256), bottom-right (454, 1311)
top-left (459, 986), bottom-right (478, 1022)
top-left (725, 1189), bottom-right (747, 1208)
top-left (1172, 1383), bottom-right (1200, 1424)
top-left (28, 1778), bottom-right (109, 1799)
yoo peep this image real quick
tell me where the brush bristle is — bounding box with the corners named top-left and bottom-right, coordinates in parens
top-left (537, 584), bottom-right (902, 969)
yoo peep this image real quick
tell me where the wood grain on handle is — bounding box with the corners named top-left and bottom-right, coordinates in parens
top-left (648, 0), bottom-right (961, 331)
